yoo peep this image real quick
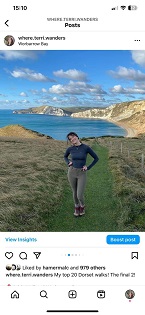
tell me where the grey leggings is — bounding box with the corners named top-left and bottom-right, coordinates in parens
top-left (67, 166), bottom-right (87, 206)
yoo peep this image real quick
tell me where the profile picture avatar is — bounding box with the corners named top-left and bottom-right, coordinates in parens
top-left (4, 35), bottom-right (15, 46)
top-left (125, 289), bottom-right (135, 299)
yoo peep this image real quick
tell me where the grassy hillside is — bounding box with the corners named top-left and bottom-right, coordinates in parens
top-left (0, 124), bottom-right (52, 139)
top-left (0, 126), bottom-right (144, 232)
top-left (0, 135), bottom-right (67, 231)
top-left (97, 135), bottom-right (145, 231)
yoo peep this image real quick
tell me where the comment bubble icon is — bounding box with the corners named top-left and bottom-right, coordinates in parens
top-left (19, 252), bottom-right (27, 260)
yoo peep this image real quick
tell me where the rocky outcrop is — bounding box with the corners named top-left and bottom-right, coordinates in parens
top-left (13, 105), bottom-right (71, 116)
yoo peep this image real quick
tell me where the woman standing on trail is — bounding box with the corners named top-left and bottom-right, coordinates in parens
top-left (64, 132), bottom-right (99, 217)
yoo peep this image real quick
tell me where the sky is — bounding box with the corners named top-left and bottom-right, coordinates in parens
top-left (0, 50), bottom-right (145, 109)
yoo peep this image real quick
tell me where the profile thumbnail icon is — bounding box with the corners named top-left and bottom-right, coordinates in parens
top-left (125, 289), bottom-right (135, 299)
top-left (4, 35), bottom-right (15, 46)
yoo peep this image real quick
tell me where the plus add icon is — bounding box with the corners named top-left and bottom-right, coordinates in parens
top-left (68, 290), bottom-right (77, 298)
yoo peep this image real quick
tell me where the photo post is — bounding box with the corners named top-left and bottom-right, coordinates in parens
top-left (0, 1), bottom-right (144, 313)
top-left (0, 51), bottom-right (144, 232)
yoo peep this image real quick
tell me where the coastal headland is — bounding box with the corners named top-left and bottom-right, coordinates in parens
top-left (13, 99), bottom-right (145, 138)
top-left (0, 124), bottom-right (52, 139)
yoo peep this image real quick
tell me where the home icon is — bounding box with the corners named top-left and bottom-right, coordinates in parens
top-left (11, 291), bottom-right (19, 299)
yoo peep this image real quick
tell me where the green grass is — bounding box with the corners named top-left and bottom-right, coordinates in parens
top-left (0, 137), bottom-right (67, 232)
top-left (47, 142), bottom-right (122, 231)
top-left (97, 135), bottom-right (145, 231)
top-left (0, 134), bottom-right (145, 232)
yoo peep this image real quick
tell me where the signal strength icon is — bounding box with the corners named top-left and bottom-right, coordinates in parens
top-left (111, 6), bottom-right (118, 10)
top-left (120, 6), bottom-right (126, 10)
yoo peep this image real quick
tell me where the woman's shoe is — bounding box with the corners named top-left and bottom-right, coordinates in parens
top-left (74, 206), bottom-right (80, 217)
top-left (79, 206), bottom-right (85, 216)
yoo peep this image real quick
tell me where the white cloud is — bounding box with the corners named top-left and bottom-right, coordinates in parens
top-left (20, 92), bottom-right (28, 97)
top-left (131, 50), bottom-right (145, 67)
top-left (110, 84), bottom-right (145, 95)
top-left (109, 66), bottom-right (145, 81)
top-left (53, 69), bottom-right (88, 81)
top-left (95, 96), bottom-right (106, 101)
top-left (49, 81), bottom-right (106, 95)
top-left (0, 99), bottom-right (30, 106)
top-left (42, 88), bottom-right (47, 93)
top-left (0, 51), bottom-right (38, 60)
top-left (30, 89), bottom-right (39, 95)
top-left (10, 68), bottom-right (49, 81)
top-left (0, 100), bottom-right (10, 104)
top-left (34, 95), bottom-right (108, 108)
top-left (110, 85), bottom-right (126, 93)
top-left (22, 99), bottom-right (30, 104)
top-left (35, 99), bottom-right (50, 104)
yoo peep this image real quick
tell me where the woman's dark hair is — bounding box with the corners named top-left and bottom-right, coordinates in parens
top-left (66, 132), bottom-right (79, 140)
top-left (66, 132), bottom-right (80, 144)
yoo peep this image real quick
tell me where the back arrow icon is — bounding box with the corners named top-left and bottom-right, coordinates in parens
top-left (5, 20), bottom-right (9, 27)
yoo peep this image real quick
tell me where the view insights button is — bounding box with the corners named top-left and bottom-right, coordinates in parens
top-left (106, 235), bottom-right (140, 244)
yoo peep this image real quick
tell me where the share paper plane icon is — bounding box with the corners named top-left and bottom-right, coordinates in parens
top-left (33, 252), bottom-right (41, 259)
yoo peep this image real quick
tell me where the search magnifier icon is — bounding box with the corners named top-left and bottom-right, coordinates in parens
top-left (40, 290), bottom-right (48, 298)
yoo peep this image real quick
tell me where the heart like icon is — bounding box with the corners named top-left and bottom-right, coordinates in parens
top-left (5, 252), bottom-right (13, 259)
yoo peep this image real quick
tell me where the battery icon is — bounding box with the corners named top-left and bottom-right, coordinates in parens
top-left (128, 5), bottom-right (137, 10)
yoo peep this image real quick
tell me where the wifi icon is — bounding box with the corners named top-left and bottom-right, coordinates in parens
top-left (120, 5), bottom-right (126, 10)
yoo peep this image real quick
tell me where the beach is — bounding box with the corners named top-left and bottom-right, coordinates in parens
top-left (107, 119), bottom-right (139, 138)
top-left (115, 122), bottom-right (139, 138)
top-left (123, 126), bottom-right (139, 138)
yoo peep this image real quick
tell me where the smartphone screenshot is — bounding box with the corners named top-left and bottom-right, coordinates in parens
top-left (0, 1), bottom-right (145, 314)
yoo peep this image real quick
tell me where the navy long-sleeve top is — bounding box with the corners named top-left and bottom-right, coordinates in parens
top-left (64, 143), bottom-right (99, 170)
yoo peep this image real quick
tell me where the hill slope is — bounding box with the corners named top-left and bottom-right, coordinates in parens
top-left (71, 100), bottom-right (145, 135)
top-left (0, 124), bottom-right (52, 139)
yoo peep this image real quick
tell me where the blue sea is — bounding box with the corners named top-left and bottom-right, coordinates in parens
top-left (0, 110), bottom-right (126, 140)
